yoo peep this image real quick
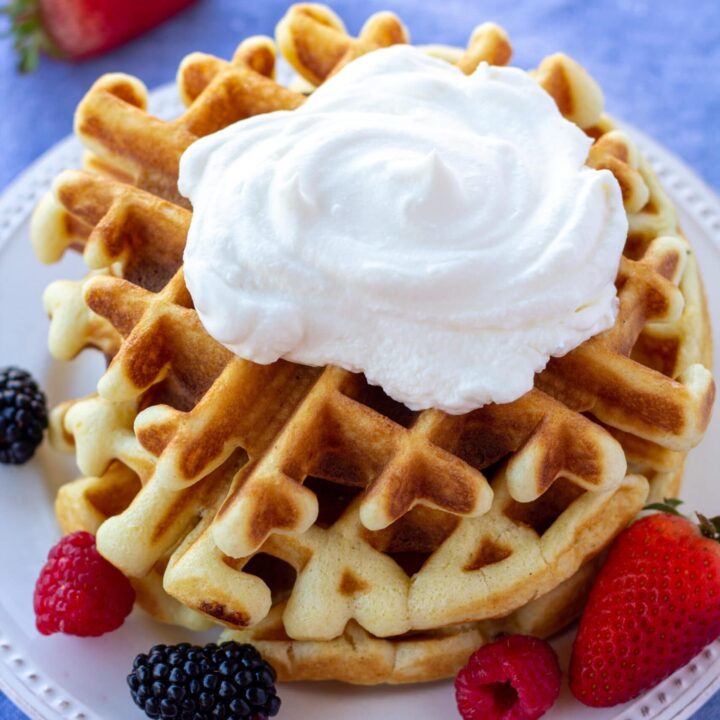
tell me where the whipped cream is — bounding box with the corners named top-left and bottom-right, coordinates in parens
top-left (179, 45), bottom-right (627, 413)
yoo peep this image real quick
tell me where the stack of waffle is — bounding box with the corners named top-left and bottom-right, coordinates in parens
top-left (31, 3), bottom-right (714, 685)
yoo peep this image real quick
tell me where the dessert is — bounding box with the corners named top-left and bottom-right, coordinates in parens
top-left (179, 46), bottom-right (627, 412)
top-left (29, 0), bottom-right (714, 695)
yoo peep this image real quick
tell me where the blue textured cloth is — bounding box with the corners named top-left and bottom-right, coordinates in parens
top-left (0, 1), bottom-right (718, 718)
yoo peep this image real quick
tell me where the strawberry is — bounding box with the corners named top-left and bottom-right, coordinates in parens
top-left (570, 499), bottom-right (720, 707)
top-left (3, 0), bottom-right (199, 72)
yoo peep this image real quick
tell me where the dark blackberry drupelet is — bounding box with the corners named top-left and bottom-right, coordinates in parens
top-left (0, 366), bottom-right (48, 465)
top-left (128, 641), bottom-right (281, 719)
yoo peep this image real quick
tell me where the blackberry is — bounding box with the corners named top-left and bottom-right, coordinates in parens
top-left (0, 366), bottom-right (48, 465)
top-left (128, 641), bottom-right (281, 719)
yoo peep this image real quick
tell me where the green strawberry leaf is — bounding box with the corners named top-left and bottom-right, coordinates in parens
top-left (0, 0), bottom-right (51, 73)
top-left (644, 500), bottom-right (720, 540)
top-left (644, 498), bottom-right (685, 517)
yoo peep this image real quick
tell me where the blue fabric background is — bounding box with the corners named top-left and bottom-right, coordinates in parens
top-left (0, 0), bottom-right (718, 718)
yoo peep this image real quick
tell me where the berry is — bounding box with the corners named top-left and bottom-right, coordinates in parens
top-left (5, 0), bottom-right (199, 73)
top-left (128, 641), bottom-right (281, 719)
top-left (455, 634), bottom-right (560, 720)
top-left (0, 366), bottom-right (48, 465)
top-left (33, 531), bottom-right (135, 636)
top-left (570, 501), bottom-right (720, 707)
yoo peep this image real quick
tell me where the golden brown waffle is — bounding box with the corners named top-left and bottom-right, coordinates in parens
top-left (53, 461), bottom-right (604, 683)
top-left (45, 4), bottom-right (515, 215)
top-left (73, 49), bottom-right (303, 207)
top-left (33, 3), bottom-right (714, 684)
top-left (219, 559), bottom-right (602, 684)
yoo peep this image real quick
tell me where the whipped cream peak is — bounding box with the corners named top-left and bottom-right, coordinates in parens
top-left (179, 45), bottom-right (627, 413)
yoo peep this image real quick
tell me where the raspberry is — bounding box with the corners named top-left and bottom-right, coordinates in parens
top-left (455, 635), bottom-right (561, 720)
top-left (128, 641), bottom-right (281, 719)
top-left (0, 366), bottom-right (48, 465)
top-left (33, 531), bottom-right (135, 636)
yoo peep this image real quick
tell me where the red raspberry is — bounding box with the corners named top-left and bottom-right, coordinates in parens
top-left (455, 635), bottom-right (561, 720)
top-left (33, 531), bottom-right (135, 637)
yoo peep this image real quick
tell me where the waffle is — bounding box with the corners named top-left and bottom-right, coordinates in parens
top-left (32, 3), bottom-right (714, 684)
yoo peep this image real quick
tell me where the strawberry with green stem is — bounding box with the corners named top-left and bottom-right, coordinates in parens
top-left (570, 498), bottom-right (720, 707)
top-left (2, 0), bottom-right (200, 73)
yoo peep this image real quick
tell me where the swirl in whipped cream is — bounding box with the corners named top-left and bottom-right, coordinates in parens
top-left (179, 45), bottom-right (627, 413)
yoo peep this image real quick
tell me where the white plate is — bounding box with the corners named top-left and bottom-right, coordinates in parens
top-left (1, 85), bottom-right (720, 720)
